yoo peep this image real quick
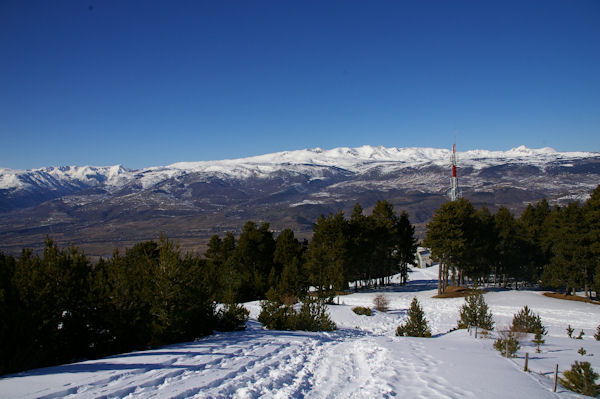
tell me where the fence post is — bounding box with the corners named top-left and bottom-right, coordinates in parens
top-left (524, 352), bottom-right (528, 372)
top-left (475, 326), bottom-right (478, 339)
top-left (553, 364), bottom-right (558, 392)
top-left (505, 340), bottom-right (508, 357)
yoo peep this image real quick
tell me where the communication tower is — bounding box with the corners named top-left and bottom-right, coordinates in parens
top-left (449, 141), bottom-right (461, 201)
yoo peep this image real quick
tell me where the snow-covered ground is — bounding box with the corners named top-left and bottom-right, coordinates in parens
top-left (2, 266), bottom-right (599, 398)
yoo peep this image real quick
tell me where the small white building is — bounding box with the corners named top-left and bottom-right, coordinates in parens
top-left (415, 247), bottom-right (432, 268)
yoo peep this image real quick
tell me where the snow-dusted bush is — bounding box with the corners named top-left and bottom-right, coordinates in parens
top-left (396, 297), bottom-right (431, 338)
top-left (352, 306), bottom-right (372, 316)
top-left (457, 291), bottom-right (494, 330)
top-left (559, 361), bottom-right (600, 397)
top-left (373, 294), bottom-right (389, 312)
top-left (510, 305), bottom-right (546, 335)
top-left (595, 325), bottom-right (600, 341)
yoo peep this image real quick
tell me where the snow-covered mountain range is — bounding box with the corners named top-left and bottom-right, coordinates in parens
top-left (1, 145), bottom-right (599, 256)
top-left (0, 145), bottom-right (595, 193)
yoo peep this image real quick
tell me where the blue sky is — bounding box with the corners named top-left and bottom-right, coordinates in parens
top-left (1, 1), bottom-right (599, 169)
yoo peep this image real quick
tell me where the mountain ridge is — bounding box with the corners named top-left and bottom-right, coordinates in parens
top-left (2, 145), bottom-right (598, 192)
top-left (1, 144), bottom-right (599, 256)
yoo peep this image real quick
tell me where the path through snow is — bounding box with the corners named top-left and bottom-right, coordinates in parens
top-left (1, 266), bottom-right (598, 398)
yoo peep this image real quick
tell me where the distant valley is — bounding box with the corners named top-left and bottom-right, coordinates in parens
top-left (1, 145), bottom-right (599, 257)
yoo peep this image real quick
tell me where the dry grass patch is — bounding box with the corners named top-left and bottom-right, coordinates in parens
top-left (543, 292), bottom-right (599, 305)
top-left (433, 286), bottom-right (484, 299)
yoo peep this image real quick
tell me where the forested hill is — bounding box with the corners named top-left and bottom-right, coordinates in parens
top-left (1, 145), bottom-right (599, 256)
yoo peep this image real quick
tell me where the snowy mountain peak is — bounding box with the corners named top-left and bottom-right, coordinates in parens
top-left (1, 145), bottom-right (598, 192)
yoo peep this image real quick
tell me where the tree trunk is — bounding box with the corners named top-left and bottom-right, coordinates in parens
top-left (585, 283), bottom-right (589, 298)
top-left (438, 261), bottom-right (442, 295)
top-left (444, 264), bottom-right (449, 293)
top-left (493, 268), bottom-right (497, 286)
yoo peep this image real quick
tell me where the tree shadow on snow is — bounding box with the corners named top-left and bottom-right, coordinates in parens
top-left (13, 320), bottom-right (364, 377)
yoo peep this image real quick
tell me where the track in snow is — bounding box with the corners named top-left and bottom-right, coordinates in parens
top-left (2, 267), bottom-right (597, 399)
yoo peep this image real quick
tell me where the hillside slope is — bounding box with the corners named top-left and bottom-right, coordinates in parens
top-left (1, 266), bottom-right (598, 398)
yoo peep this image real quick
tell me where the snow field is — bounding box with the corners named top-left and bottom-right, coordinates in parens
top-left (1, 265), bottom-right (599, 398)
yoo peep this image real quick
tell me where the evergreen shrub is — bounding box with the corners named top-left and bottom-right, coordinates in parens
top-left (258, 290), bottom-right (298, 330)
top-left (494, 330), bottom-right (520, 358)
top-left (533, 331), bottom-right (545, 353)
top-left (216, 303), bottom-right (249, 331)
top-left (396, 297), bottom-right (431, 337)
top-left (352, 306), bottom-right (372, 316)
top-left (511, 306), bottom-right (546, 335)
top-left (559, 361), bottom-right (600, 397)
top-left (457, 291), bottom-right (494, 330)
top-left (258, 291), bottom-right (336, 332)
top-left (296, 297), bottom-right (336, 331)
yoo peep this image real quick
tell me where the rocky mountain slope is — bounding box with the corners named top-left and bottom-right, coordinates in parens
top-left (1, 145), bottom-right (599, 256)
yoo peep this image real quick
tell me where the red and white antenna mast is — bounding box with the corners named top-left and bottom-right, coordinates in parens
top-left (449, 138), bottom-right (460, 201)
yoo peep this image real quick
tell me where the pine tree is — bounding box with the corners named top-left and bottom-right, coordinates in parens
top-left (397, 211), bottom-right (417, 286)
top-left (230, 222), bottom-right (276, 301)
top-left (494, 207), bottom-right (527, 287)
top-left (424, 198), bottom-right (478, 294)
top-left (216, 302), bottom-right (249, 331)
top-left (542, 203), bottom-right (592, 296)
top-left (258, 288), bottom-right (297, 330)
top-left (458, 290), bottom-right (494, 330)
top-left (585, 185), bottom-right (600, 298)
top-left (511, 305), bottom-right (546, 334)
top-left (6, 240), bottom-right (98, 371)
top-left (519, 199), bottom-right (551, 282)
top-left (464, 205), bottom-right (495, 283)
top-left (533, 331), bottom-right (545, 353)
top-left (305, 212), bottom-right (348, 302)
top-left (370, 200), bottom-right (402, 285)
top-left (396, 297), bottom-right (431, 337)
top-left (494, 331), bottom-right (520, 357)
top-left (559, 361), bottom-right (600, 397)
top-left (348, 203), bottom-right (370, 287)
top-left (273, 229), bottom-right (306, 301)
top-left (296, 296), bottom-right (336, 332)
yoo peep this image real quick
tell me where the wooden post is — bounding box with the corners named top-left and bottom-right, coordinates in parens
top-left (524, 353), bottom-right (528, 372)
top-left (475, 326), bottom-right (478, 339)
top-left (505, 340), bottom-right (509, 357)
top-left (553, 364), bottom-right (558, 392)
